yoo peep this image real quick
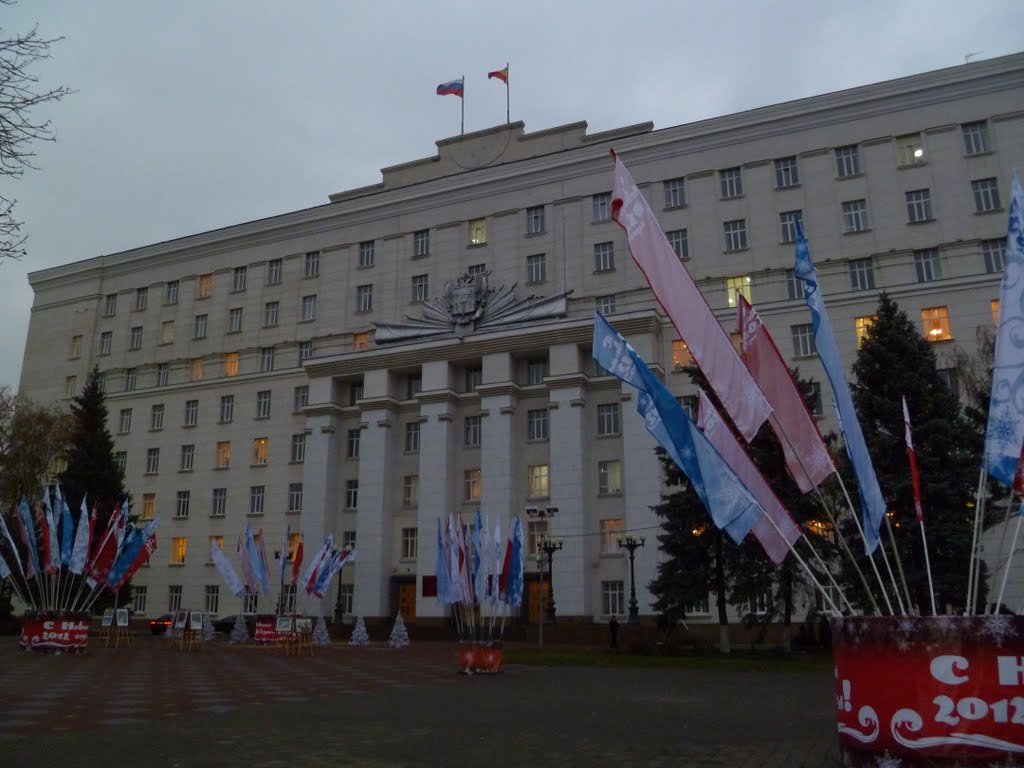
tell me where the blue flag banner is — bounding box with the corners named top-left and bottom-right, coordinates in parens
top-left (985, 173), bottom-right (1024, 488)
top-left (105, 518), bottom-right (159, 591)
top-left (19, 497), bottom-right (40, 576)
top-left (245, 523), bottom-right (271, 595)
top-left (793, 227), bottom-right (885, 554)
top-left (435, 518), bottom-right (451, 605)
top-left (473, 508), bottom-right (485, 602)
top-left (592, 313), bottom-right (763, 544)
top-left (505, 517), bottom-right (524, 608)
top-left (57, 485), bottom-right (74, 565)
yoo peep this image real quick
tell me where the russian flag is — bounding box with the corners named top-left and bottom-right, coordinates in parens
top-left (436, 78), bottom-right (464, 97)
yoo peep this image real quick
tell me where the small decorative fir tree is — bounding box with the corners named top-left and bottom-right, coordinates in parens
top-left (349, 615), bottom-right (369, 646)
top-left (312, 616), bottom-right (330, 646)
top-left (388, 613), bottom-right (410, 648)
top-left (202, 613), bottom-right (215, 642)
top-left (229, 613), bottom-right (249, 644)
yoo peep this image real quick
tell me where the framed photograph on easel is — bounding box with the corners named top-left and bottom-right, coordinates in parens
top-left (115, 608), bottom-right (129, 627)
top-left (275, 616), bottom-right (294, 633)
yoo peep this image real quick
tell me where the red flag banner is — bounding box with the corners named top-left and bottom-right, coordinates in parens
top-left (738, 296), bottom-right (836, 493)
top-left (290, 536), bottom-right (304, 587)
top-left (107, 533), bottom-right (157, 592)
top-left (902, 396), bottom-right (924, 521)
top-left (611, 151), bottom-right (771, 441)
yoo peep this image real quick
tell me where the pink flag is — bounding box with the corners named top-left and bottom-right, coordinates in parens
top-left (237, 536), bottom-right (257, 592)
top-left (697, 391), bottom-right (801, 564)
top-left (738, 296), bottom-right (836, 493)
top-left (611, 151), bottom-right (771, 441)
top-left (902, 397), bottom-right (924, 522)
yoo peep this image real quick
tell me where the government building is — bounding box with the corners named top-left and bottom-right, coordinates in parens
top-left (19, 54), bottom-right (1024, 624)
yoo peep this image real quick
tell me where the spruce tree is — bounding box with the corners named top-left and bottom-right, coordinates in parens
top-left (850, 293), bottom-right (979, 612)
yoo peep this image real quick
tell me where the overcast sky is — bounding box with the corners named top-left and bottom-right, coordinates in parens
top-left (3, 0), bottom-right (1022, 393)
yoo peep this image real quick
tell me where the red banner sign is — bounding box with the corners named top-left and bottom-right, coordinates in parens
top-left (19, 617), bottom-right (90, 652)
top-left (458, 644), bottom-right (502, 674)
top-left (833, 616), bottom-right (1024, 764)
top-left (254, 617), bottom-right (284, 643)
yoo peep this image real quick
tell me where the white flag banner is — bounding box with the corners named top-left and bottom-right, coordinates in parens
top-left (211, 539), bottom-right (246, 598)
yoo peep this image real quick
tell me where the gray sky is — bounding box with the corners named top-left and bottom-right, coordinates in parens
top-left (3, 0), bottom-right (1022, 392)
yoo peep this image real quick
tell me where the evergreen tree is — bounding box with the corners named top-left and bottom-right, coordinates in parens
top-left (388, 613), bottom-right (410, 648)
top-left (349, 616), bottom-right (370, 646)
top-left (850, 293), bottom-right (980, 612)
top-left (312, 615), bottom-right (331, 646)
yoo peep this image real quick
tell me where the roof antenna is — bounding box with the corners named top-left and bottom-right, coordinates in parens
top-left (964, 51), bottom-right (982, 63)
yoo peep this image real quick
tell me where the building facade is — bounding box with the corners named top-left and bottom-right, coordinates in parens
top-left (20, 54), bottom-right (1024, 622)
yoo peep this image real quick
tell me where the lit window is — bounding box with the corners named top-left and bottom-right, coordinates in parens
top-left (834, 145), bottom-right (860, 178)
top-left (672, 340), bottom-right (693, 370)
top-left (598, 460), bottom-right (622, 495)
top-left (905, 189), bottom-right (933, 223)
top-left (773, 156), bottom-right (799, 188)
top-left (232, 266), bottom-right (247, 292)
top-left (357, 285), bottom-right (373, 312)
top-left (921, 306), bottom-right (952, 342)
top-left (855, 316), bottom-right (876, 348)
top-left (468, 218), bottom-right (487, 245)
top-left (464, 469), bottom-right (481, 502)
top-left (171, 537), bottom-right (187, 565)
top-left (992, 299), bottom-right (1000, 326)
top-left (719, 167), bottom-right (743, 198)
top-left (592, 193), bottom-right (612, 222)
top-left (791, 324), bottom-right (815, 357)
top-left (223, 352), bottom-right (238, 377)
top-left (216, 441), bottom-right (231, 469)
top-left (527, 464), bottom-right (549, 498)
top-left (807, 520), bottom-right (835, 542)
top-left (304, 251), bottom-right (320, 278)
top-left (526, 205), bottom-right (545, 234)
top-left (962, 121), bottom-right (990, 155)
top-left (353, 332), bottom-right (370, 350)
top-left (141, 494), bottom-right (156, 520)
top-left (402, 475), bottom-right (419, 508)
top-left (189, 357), bottom-right (204, 381)
top-left (664, 177), bottom-right (685, 208)
top-left (252, 437), bottom-right (269, 465)
top-left (358, 241), bottom-right (375, 268)
top-left (197, 273), bottom-right (213, 298)
top-left (160, 320), bottom-right (175, 344)
top-left (726, 275), bottom-right (752, 307)
top-left (723, 220), bottom-right (747, 251)
top-left (895, 134), bottom-right (924, 166)
top-left (599, 518), bottom-right (624, 553)
top-left (972, 178), bottom-right (1001, 213)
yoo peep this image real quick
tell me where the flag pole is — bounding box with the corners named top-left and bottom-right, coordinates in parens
top-left (920, 519), bottom-right (937, 616)
top-left (505, 62), bottom-right (510, 124)
top-left (995, 511), bottom-right (1022, 612)
top-left (987, 490), bottom-right (1018, 613)
top-left (966, 465), bottom-right (988, 613)
top-left (833, 475), bottom-right (902, 614)
top-left (461, 74), bottom-right (465, 136)
top-left (884, 514), bottom-right (914, 613)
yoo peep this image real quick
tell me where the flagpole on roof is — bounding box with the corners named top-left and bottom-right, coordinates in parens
top-left (505, 63), bottom-right (509, 124)
top-left (461, 74), bottom-right (465, 136)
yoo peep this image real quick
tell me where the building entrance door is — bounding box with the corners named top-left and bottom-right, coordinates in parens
top-left (527, 581), bottom-right (550, 624)
top-left (398, 582), bottom-right (416, 620)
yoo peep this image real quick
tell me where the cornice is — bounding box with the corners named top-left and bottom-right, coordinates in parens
top-left (476, 382), bottom-right (522, 399)
top-left (416, 389), bottom-right (460, 407)
top-left (304, 403), bottom-right (345, 419)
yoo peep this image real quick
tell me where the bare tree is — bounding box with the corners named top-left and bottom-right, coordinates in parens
top-left (0, 386), bottom-right (71, 502)
top-left (1, 3), bottom-right (73, 260)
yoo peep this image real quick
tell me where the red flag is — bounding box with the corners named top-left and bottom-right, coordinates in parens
top-left (36, 502), bottom-right (54, 575)
top-left (611, 150), bottom-right (771, 441)
top-left (902, 397), bottom-right (924, 521)
top-left (11, 503), bottom-right (35, 580)
top-left (107, 532), bottom-right (157, 592)
top-left (87, 506), bottom-right (124, 587)
top-left (291, 535), bottom-right (304, 586)
top-left (738, 296), bottom-right (836, 493)
top-left (498, 539), bottom-right (513, 600)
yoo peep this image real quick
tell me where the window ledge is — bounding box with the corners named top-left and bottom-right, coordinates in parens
top-left (214, 465), bottom-right (229, 471)
top-left (723, 247), bottom-right (750, 254)
top-left (526, 437), bottom-right (550, 444)
top-left (843, 229), bottom-right (872, 236)
top-left (775, 183), bottom-right (801, 191)
top-left (597, 432), bottom-right (621, 440)
top-left (720, 194), bottom-right (744, 202)
top-left (247, 512), bottom-right (264, 517)
top-left (299, 318), bottom-right (315, 324)
top-left (183, 423), bottom-right (197, 429)
top-left (663, 203), bottom-right (688, 212)
top-left (250, 463), bottom-right (268, 469)
top-left (836, 172), bottom-right (864, 181)
top-left (255, 416), bottom-right (270, 421)
top-left (357, 264), bottom-right (374, 270)
top-left (288, 460), bottom-right (304, 466)
top-left (144, 471), bottom-right (158, 477)
top-left (975, 208), bottom-right (1006, 216)
top-left (467, 242), bottom-right (487, 248)
top-left (593, 268), bottom-right (616, 275)
top-left (178, 468), bottom-right (194, 474)
top-left (897, 161), bottom-right (928, 170)
top-left (525, 230), bottom-right (545, 237)
top-left (210, 514), bottom-right (225, 519)
top-left (169, 563), bottom-right (185, 568)
top-left (599, 492), bottom-right (624, 499)
top-left (907, 218), bottom-right (936, 225)
top-left (525, 279), bottom-right (548, 286)
top-left (286, 509), bottom-right (301, 516)
top-left (591, 218), bottom-right (612, 225)
top-left (600, 551), bottom-right (626, 559)
top-left (965, 150), bottom-right (994, 158)
top-left (412, 253), bottom-right (430, 260)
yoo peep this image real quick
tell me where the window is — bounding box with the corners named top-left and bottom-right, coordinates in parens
top-left (401, 528), bottom-right (418, 560)
top-left (219, 395), bottom-right (234, 423)
top-left (263, 301), bottom-right (279, 327)
top-left (211, 488), bottom-right (226, 517)
top-left (160, 320), bottom-right (175, 344)
top-left (527, 520), bottom-right (548, 555)
top-left (720, 167), bottom-right (743, 198)
top-left (411, 274), bottom-right (428, 302)
top-left (353, 332), bottom-right (370, 350)
top-left (171, 537), bottom-right (187, 565)
top-left (104, 293), bottom-right (117, 316)
top-left (464, 415), bottom-right (481, 447)
top-left (527, 408), bottom-right (549, 441)
top-left (806, 381), bottom-right (823, 417)
top-left (133, 585), bottom-right (147, 614)
top-left (779, 210), bottom-right (803, 244)
top-left (96, 372), bottom-right (107, 393)
top-left (378, 460), bottom-right (408, 501)
top-left (896, 133), bottom-right (924, 166)
top-left (290, 433), bottom-right (306, 463)
top-left (179, 445), bottom-right (194, 472)
top-left (260, 347), bottom-right (275, 372)
top-left (134, 287), bottom-right (148, 311)
top-left (527, 464), bottom-right (549, 498)
top-left (748, 591), bottom-right (773, 615)
top-left (129, 326), bottom-right (143, 350)
top-left (357, 284), bottom-right (373, 312)
top-left (356, 240), bottom-right (375, 268)
top-left (791, 324), bottom-right (815, 357)
top-left (336, 584), bottom-right (353, 615)
top-left (855, 316), bottom-right (876, 348)
top-left (267, 258), bottom-right (283, 285)
top-left (168, 585), bottom-right (182, 613)
top-left (914, 248), bottom-right (942, 282)
top-left (844, 258), bottom-right (875, 291)
top-left (469, 263), bottom-right (487, 277)
top-left (597, 403), bottom-right (621, 436)
top-left (344, 479), bottom-right (359, 510)
top-left (922, 306), bottom-right (952, 342)
top-left (349, 382), bottom-right (364, 405)
top-left (527, 253), bottom-right (546, 283)
top-left (288, 483), bottom-right (303, 513)
top-left (774, 156), bottom-right (799, 188)
top-left (413, 229), bottom-right (430, 258)
top-left (594, 242), bottom-right (615, 272)
top-left (204, 585), bottom-right (219, 615)
top-left (983, 238), bottom-right (1006, 273)
top-left (175, 490), bottom-right (191, 518)
top-left (600, 519), bottom-right (624, 553)
top-left (189, 357), bottom-right (204, 381)
top-left (406, 374), bottom-right (422, 400)
top-left (114, 451), bottom-right (127, 474)
top-left (962, 121), bottom-right (989, 155)
top-left (835, 145), bottom-right (861, 177)
top-left (786, 269), bottom-right (806, 301)
top-left (145, 448), bottom-right (160, 474)
top-left (304, 251), bottom-right (320, 277)
top-left (992, 299), bottom-right (1000, 327)
top-left (526, 358), bottom-right (548, 386)
top-left (726, 275), bottom-right (752, 307)
top-left (156, 363), bottom-right (170, 387)
top-left (223, 351), bottom-right (239, 377)
top-left (592, 192), bottom-right (612, 221)
top-left (244, 589), bottom-right (258, 614)
top-left (723, 220), bottom-right (747, 251)
top-left (215, 441), bottom-right (231, 469)
top-left (99, 331), bottom-right (112, 355)
top-left (141, 493), bottom-right (156, 520)
top-left (906, 189), bottom-right (933, 223)
top-left (228, 308), bottom-right (243, 333)
top-left (526, 205), bottom-right (545, 234)
top-left (598, 460), bottom-right (623, 495)
top-left (249, 485), bottom-right (266, 515)
top-left (973, 178), bottom-right (1001, 212)
top-left (596, 295), bottom-right (617, 316)
top-left (664, 177), bottom-right (685, 208)
top-left (298, 340), bottom-right (313, 362)
top-left (602, 581), bottom-right (625, 615)
top-left (252, 437), bottom-right (269, 466)
top-left (464, 469), bottom-right (481, 502)
top-left (672, 340), bottom-right (693, 370)
top-left (346, 430), bottom-right (362, 460)
top-left (343, 530), bottom-right (356, 552)
top-left (231, 266), bottom-right (247, 292)
top-left (69, 334), bottom-right (83, 359)
top-left (165, 280), bottom-right (179, 305)
top-left (114, 408), bottom-right (131, 435)
top-left (666, 229), bottom-right (689, 261)
top-left (255, 390), bottom-right (271, 419)
top-left (468, 217), bottom-right (487, 245)
top-left (404, 421), bottom-right (420, 453)
top-left (842, 199), bottom-right (869, 233)
top-left (197, 273), bottom-right (213, 298)
top-left (465, 366), bottom-right (482, 392)
top-left (293, 386), bottom-right (309, 412)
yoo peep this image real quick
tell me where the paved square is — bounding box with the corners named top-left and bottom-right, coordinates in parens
top-left (0, 635), bottom-right (840, 767)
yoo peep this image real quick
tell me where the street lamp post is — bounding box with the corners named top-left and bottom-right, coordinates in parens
top-left (526, 506), bottom-right (559, 647)
top-left (539, 536), bottom-right (563, 625)
top-left (618, 534), bottom-right (645, 625)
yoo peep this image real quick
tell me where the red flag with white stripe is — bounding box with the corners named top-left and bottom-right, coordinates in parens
top-left (902, 397), bottom-right (924, 521)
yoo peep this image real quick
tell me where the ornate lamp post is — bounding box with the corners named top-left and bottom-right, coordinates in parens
top-left (539, 536), bottom-right (564, 625)
top-left (526, 506), bottom-right (559, 647)
top-left (618, 535), bottom-right (645, 625)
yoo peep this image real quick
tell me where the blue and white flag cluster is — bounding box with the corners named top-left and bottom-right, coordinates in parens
top-left (592, 313), bottom-right (762, 544)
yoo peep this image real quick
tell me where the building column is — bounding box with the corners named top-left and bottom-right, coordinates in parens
top-left (480, 352), bottom-right (520, 528)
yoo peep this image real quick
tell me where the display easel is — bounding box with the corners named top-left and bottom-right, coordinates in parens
top-left (172, 610), bottom-right (188, 650)
top-left (290, 617), bottom-right (313, 657)
top-left (183, 611), bottom-right (204, 651)
top-left (98, 609), bottom-right (114, 647)
top-left (112, 608), bottom-right (133, 648)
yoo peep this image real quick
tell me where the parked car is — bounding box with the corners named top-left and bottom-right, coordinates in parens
top-left (149, 613), bottom-right (174, 635)
top-left (213, 614), bottom-right (252, 634)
